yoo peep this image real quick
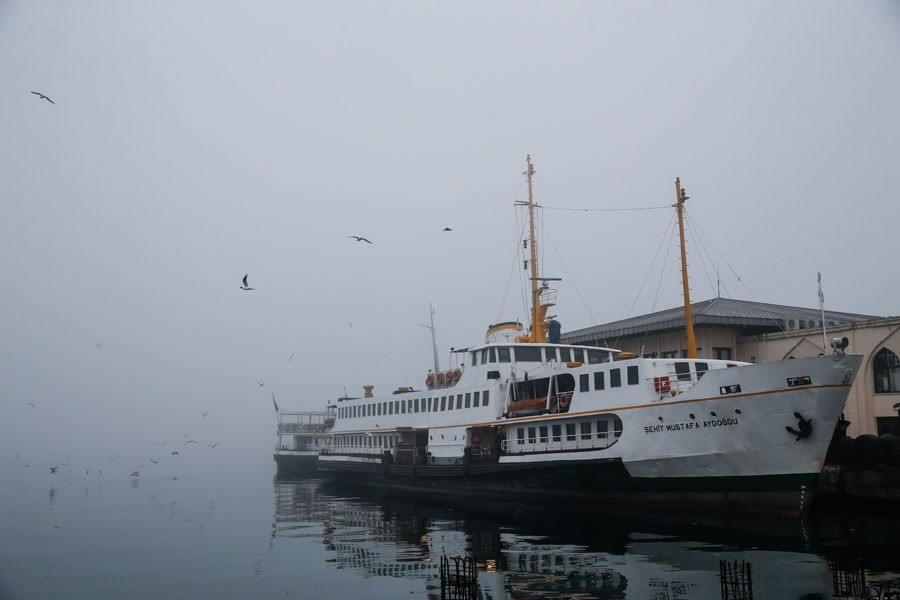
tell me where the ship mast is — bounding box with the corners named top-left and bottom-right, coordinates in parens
top-left (675, 178), bottom-right (698, 359)
top-left (515, 155), bottom-right (557, 344)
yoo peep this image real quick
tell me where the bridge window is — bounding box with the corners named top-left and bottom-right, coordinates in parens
top-left (696, 362), bottom-right (709, 379)
top-left (498, 347), bottom-right (512, 363)
top-left (544, 347), bottom-right (558, 362)
top-left (587, 349), bottom-right (609, 364)
top-left (516, 346), bottom-right (542, 362)
top-left (874, 348), bottom-right (900, 393)
top-left (572, 348), bottom-right (585, 363)
top-left (559, 347), bottom-right (572, 362)
top-left (674, 362), bottom-right (691, 381)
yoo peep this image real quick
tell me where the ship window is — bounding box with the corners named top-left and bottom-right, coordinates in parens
top-left (559, 347), bottom-right (572, 362)
top-left (610, 368), bottom-right (622, 388)
top-left (483, 390), bottom-right (489, 405)
top-left (401, 401), bottom-right (407, 414)
top-left (627, 365), bottom-right (639, 385)
top-left (516, 346), bottom-right (542, 362)
top-left (544, 347), bottom-right (558, 362)
top-left (539, 426), bottom-right (548, 443)
top-left (473, 391), bottom-right (480, 407)
top-left (440, 396), bottom-right (447, 411)
top-left (488, 347), bottom-right (496, 363)
top-left (587, 349), bottom-right (608, 364)
top-left (389, 402), bottom-right (394, 415)
top-left (447, 395), bottom-right (454, 411)
top-left (465, 393), bottom-right (471, 408)
top-left (376, 403), bottom-right (382, 416)
top-left (566, 423), bottom-right (576, 441)
top-left (874, 348), bottom-right (900, 393)
top-left (517, 428), bottom-right (525, 445)
top-left (596, 419), bottom-right (609, 442)
top-left (594, 371), bottom-right (605, 390)
top-left (471, 352), bottom-right (478, 366)
top-left (674, 362), bottom-right (691, 381)
top-left (579, 373), bottom-right (589, 392)
top-left (696, 362), bottom-right (709, 379)
top-left (552, 424), bottom-right (562, 442)
top-left (614, 416), bottom-right (623, 437)
top-left (456, 395), bottom-right (463, 409)
top-left (498, 347), bottom-right (512, 363)
top-left (572, 348), bottom-right (585, 363)
top-left (580, 421), bottom-right (591, 440)
top-left (527, 427), bottom-right (537, 444)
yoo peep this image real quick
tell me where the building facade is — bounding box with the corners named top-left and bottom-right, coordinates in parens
top-left (562, 298), bottom-right (900, 437)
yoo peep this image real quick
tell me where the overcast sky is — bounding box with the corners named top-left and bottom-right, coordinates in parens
top-left (2, 1), bottom-right (898, 475)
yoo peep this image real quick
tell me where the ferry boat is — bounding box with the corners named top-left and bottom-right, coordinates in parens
top-left (317, 156), bottom-right (862, 514)
top-left (274, 405), bottom-right (335, 477)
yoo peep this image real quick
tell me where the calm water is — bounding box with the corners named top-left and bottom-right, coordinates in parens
top-left (3, 464), bottom-right (900, 600)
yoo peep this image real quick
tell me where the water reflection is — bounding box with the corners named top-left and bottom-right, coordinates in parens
top-left (272, 478), bottom-right (900, 599)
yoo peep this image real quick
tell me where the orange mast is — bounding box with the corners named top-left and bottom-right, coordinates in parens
top-left (515, 155), bottom-right (555, 344)
top-left (675, 178), bottom-right (697, 359)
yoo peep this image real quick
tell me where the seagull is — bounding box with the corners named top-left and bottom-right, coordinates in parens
top-left (208, 443), bottom-right (219, 448)
top-left (288, 353), bottom-right (295, 362)
top-left (240, 274), bottom-right (255, 290)
top-left (257, 381), bottom-right (265, 387)
top-left (31, 91), bottom-right (55, 104)
top-left (154, 441), bottom-right (167, 446)
top-left (171, 451), bottom-right (179, 455)
top-left (201, 412), bottom-right (208, 418)
top-left (149, 459), bottom-right (158, 464)
top-left (130, 471), bottom-right (139, 477)
top-left (184, 440), bottom-right (198, 445)
top-left (443, 227), bottom-right (453, 231)
top-left (348, 236), bottom-right (372, 244)
top-left (27, 402), bottom-right (35, 407)
top-left (50, 466), bottom-right (58, 474)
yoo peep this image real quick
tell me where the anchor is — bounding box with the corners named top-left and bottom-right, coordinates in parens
top-left (786, 412), bottom-right (813, 441)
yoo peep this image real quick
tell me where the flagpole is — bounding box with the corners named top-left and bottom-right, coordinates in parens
top-left (818, 272), bottom-right (828, 352)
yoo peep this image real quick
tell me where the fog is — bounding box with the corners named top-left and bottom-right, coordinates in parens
top-left (2, 1), bottom-right (898, 477)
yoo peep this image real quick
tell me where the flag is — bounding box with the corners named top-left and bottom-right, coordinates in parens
top-left (817, 272), bottom-right (824, 304)
top-left (272, 392), bottom-right (279, 413)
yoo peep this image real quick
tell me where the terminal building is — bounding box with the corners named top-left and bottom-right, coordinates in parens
top-left (562, 297), bottom-right (900, 438)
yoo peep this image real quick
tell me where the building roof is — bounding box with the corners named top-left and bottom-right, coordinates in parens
top-left (562, 297), bottom-right (882, 345)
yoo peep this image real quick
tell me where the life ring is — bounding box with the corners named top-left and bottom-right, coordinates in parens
top-left (436, 372), bottom-right (445, 385)
top-left (453, 369), bottom-right (462, 381)
top-left (426, 373), bottom-right (435, 388)
top-left (471, 432), bottom-right (482, 445)
top-left (559, 393), bottom-right (571, 410)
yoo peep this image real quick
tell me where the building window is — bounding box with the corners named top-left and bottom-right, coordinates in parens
top-left (713, 347), bottom-right (732, 360)
top-left (662, 351), bottom-right (678, 359)
top-left (874, 348), bottom-right (900, 393)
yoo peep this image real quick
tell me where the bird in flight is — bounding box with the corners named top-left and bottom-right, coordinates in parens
top-left (443, 227), bottom-right (453, 231)
top-left (201, 412), bottom-right (208, 418)
top-left (171, 451), bottom-right (179, 456)
top-left (348, 236), bottom-right (372, 244)
top-left (257, 381), bottom-right (265, 387)
top-left (154, 441), bottom-right (167, 446)
top-left (288, 353), bottom-right (295, 362)
top-left (184, 440), bottom-right (198, 445)
top-left (27, 402), bottom-right (35, 407)
top-left (50, 466), bottom-right (59, 474)
top-left (149, 459), bottom-right (158, 464)
top-left (240, 274), bottom-right (255, 290)
top-left (208, 443), bottom-right (220, 448)
top-left (31, 91), bottom-right (55, 104)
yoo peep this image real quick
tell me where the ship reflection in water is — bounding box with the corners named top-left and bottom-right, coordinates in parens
top-left (272, 478), bottom-right (900, 600)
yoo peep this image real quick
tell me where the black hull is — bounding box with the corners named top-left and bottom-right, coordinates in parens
top-left (317, 457), bottom-right (819, 515)
top-left (274, 453), bottom-right (321, 478)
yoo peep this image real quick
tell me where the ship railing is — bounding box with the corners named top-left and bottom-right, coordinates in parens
top-left (277, 423), bottom-right (330, 433)
top-left (319, 445), bottom-right (383, 456)
top-left (502, 430), bottom-right (619, 455)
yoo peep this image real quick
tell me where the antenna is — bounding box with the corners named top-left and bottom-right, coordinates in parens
top-left (418, 303), bottom-right (440, 373)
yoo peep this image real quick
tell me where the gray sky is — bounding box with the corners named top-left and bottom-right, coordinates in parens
top-left (2, 1), bottom-right (899, 474)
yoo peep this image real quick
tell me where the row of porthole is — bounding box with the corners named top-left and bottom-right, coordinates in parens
top-left (658, 408), bottom-right (743, 422)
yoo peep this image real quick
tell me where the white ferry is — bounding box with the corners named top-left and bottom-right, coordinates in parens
top-left (274, 405), bottom-right (335, 477)
top-left (317, 157), bottom-right (861, 514)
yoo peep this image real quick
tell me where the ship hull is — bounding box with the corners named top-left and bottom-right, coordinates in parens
top-left (318, 354), bottom-right (861, 514)
top-left (275, 451), bottom-right (322, 478)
